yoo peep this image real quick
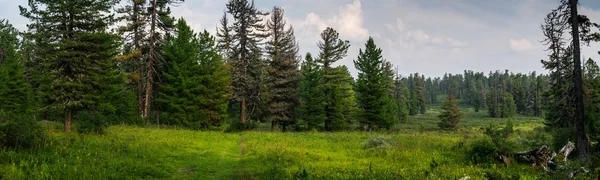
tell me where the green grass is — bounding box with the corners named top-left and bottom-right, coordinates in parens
top-left (0, 108), bottom-right (550, 179)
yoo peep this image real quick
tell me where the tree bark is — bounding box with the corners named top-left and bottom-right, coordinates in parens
top-left (133, 0), bottom-right (144, 116)
top-left (143, 0), bottom-right (158, 120)
top-left (569, 0), bottom-right (590, 161)
top-left (64, 108), bottom-right (72, 133)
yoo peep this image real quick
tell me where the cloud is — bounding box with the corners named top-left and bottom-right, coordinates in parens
top-left (294, 0), bottom-right (368, 41)
top-left (383, 18), bottom-right (466, 49)
top-left (509, 38), bottom-right (535, 52)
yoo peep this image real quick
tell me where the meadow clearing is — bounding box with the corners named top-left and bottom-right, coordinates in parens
top-left (0, 105), bottom-right (554, 180)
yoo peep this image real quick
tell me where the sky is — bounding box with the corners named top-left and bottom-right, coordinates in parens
top-left (2, 0), bottom-right (600, 78)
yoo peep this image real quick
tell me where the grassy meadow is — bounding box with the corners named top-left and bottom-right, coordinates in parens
top-left (0, 104), bottom-right (556, 179)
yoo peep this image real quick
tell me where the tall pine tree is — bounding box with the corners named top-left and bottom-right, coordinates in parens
top-left (316, 27), bottom-right (350, 131)
top-left (265, 7), bottom-right (300, 131)
top-left (354, 37), bottom-right (389, 130)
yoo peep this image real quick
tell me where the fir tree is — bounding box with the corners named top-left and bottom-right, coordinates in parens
top-left (225, 0), bottom-right (267, 124)
top-left (20, 0), bottom-right (120, 132)
top-left (315, 27), bottom-right (350, 131)
top-left (0, 20), bottom-right (33, 114)
top-left (438, 96), bottom-right (462, 130)
top-left (158, 19), bottom-right (231, 128)
top-left (354, 37), bottom-right (388, 130)
top-left (296, 53), bottom-right (325, 130)
top-left (265, 7), bottom-right (300, 131)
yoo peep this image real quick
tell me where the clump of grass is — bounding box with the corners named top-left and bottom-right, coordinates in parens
top-left (362, 136), bottom-right (392, 151)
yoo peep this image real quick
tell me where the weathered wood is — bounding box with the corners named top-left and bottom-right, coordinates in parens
top-left (512, 141), bottom-right (575, 172)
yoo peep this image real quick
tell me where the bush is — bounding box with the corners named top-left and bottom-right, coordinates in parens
top-left (75, 111), bottom-right (108, 134)
top-left (362, 136), bottom-right (392, 151)
top-left (468, 121), bottom-right (515, 165)
top-left (0, 112), bottom-right (46, 149)
top-left (468, 139), bottom-right (498, 164)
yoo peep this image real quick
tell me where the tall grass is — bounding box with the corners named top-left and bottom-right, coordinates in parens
top-left (0, 109), bottom-right (549, 179)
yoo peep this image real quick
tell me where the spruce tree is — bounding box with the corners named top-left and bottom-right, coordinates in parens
top-left (315, 27), bottom-right (350, 131)
top-left (0, 20), bottom-right (33, 114)
top-left (158, 19), bottom-right (231, 128)
top-left (20, 0), bottom-right (120, 132)
top-left (265, 7), bottom-right (300, 131)
top-left (438, 96), bottom-right (462, 130)
top-left (354, 37), bottom-right (388, 130)
top-left (225, 0), bottom-right (267, 124)
top-left (394, 75), bottom-right (410, 123)
top-left (296, 53), bottom-right (325, 130)
top-left (330, 65), bottom-right (356, 131)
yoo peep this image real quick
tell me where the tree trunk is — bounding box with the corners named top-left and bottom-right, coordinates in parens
top-left (271, 119), bottom-right (276, 131)
top-left (569, 0), bottom-right (590, 161)
top-left (143, 0), bottom-right (158, 120)
top-left (64, 108), bottom-right (72, 133)
top-left (133, 0), bottom-right (144, 116)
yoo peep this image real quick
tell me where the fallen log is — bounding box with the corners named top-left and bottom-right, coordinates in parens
top-left (512, 141), bottom-right (575, 172)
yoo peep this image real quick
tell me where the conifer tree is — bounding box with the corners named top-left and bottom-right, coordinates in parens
top-left (20, 0), bottom-right (120, 132)
top-left (158, 19), bottom-right (231, 128)
top-left (0, 20), bottom-right (33, 114)
top-left (438, 96), bottom-right (462, 130)
top-left (265, 7), bottom-right (300, 131)
top-left (116, 0), bottom-right (150, 116)
top-left (225, 0), bottom-right (267, 124)
top-left (315, 27), bottom-right (350, 131)
top-left (354, 37), bottom-right (388, 130)
top-left (296, 53), bottom-right (325, 130)
top-left (394, 75), bottom-right (410, 123)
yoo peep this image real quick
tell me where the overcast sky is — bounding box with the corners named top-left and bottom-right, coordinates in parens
top-left (2, 0), bottom-right (600, 77)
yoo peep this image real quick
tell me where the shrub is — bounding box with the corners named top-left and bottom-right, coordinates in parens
top-left (362, 136), bottom-right (392, 151)
top-left (468, 121), bottom-right (515, 165)
top-left (468, 139), bottom-right (497, 164)
top-left (0, 112), bottom-right (46, 149)
top-left (75, 111), bottom-right (108, 134)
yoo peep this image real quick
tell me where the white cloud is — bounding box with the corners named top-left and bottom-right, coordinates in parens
top-left (294, 0), bottom-right (368, 41)
top-left (509, 38), bottom-right (535, 52)
top-left (384, 18), bottom-right (466, 48)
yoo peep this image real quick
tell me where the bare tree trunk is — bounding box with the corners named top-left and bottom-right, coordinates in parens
top-left (569, 0), bottom-right (590, 161)
top-left (133, 0), bottom-right (144, 116)
top-left (143, 0), bottom-right (158, 120)
top-left (64, 108), bottom-right (72, 133)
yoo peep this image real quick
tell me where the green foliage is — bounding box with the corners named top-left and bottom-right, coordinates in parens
top-left (0, 20), bottom-right (34, 114)
top-left (500, 93), bottom-right (517, 118)
top-left (355, 37), bottom-right (393, 130)
top-left (296, 53), bottom-right (326, 131)
top-left (468, 139), bottom-right (497, 164)
top-left (19, 0), bottom-right (120, 131)
top-left (468, 121), bottom-right (515, 165)
top-left (75, 111), bottom-right (108, 134)
top-left (0, 112), bottom-right (46, 149)
top-left (158, 19), bottom-right (231, 129)
top-left (438, 96), bottom-right (462, 130)
top-left (484, 120), bottom-right (515, 154)
top-left (265, 7), bottom-right (300, 131)
top-left (225, 0), bottom-right (268, 124)
top-left (316, 27), bottom-right (352, 131)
